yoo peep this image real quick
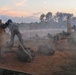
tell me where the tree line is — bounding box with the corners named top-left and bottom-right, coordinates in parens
top-left (40, 12), bottom-right (75, 22)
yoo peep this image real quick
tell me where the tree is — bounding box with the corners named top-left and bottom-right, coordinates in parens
top-left (40, 13), bottom-right (45, 22)
top-left (55, 12), bottom-right (73, 23)
top-left (45, 12), bottom-right (52, 22)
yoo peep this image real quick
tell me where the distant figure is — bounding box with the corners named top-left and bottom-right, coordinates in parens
top-left (67, 16), bottom-right (71, 33)
top-left (72, 25), bottom-right (76, 32)
top-left (4, 19), bottom-right (25, 49)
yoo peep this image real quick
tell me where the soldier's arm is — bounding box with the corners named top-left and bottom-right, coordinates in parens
top-left (1, 23), bottom-right (8, 29)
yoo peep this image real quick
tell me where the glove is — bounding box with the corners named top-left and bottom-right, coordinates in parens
top-left (1, 23), bottom-right (8, 29)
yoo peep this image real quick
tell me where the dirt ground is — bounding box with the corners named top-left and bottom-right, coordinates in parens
top-left (0, 39), bottom-right (76, 75)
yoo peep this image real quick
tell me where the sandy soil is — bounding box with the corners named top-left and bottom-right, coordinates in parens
top-left (0, 39), bottom-right (74, 75)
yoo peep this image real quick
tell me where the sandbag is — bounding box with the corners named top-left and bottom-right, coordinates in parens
top-left (38, 45), bottom-right (55, 56)
top-left (17, 45), bottom-right (35, 62)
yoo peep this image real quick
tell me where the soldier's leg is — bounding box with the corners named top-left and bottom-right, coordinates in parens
top-left (16, 31), bottom-right (25, 47)
top-left (9, 32), bottom-right (15, 49)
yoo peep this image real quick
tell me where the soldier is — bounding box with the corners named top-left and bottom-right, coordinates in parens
top-left (4, 19), bottom-right (25, 49)
top-left (0, 19), bottom-right (5, 58)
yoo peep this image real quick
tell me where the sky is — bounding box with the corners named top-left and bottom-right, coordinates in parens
top-left (0, 0), bottom-right (76, 22)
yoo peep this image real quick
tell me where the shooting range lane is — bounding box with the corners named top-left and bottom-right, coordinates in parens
top-left (0, 46), bottom-right (72, 75)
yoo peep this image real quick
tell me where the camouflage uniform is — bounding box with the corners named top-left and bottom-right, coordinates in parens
top-left (7, 21), bottom-right (25, 49)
